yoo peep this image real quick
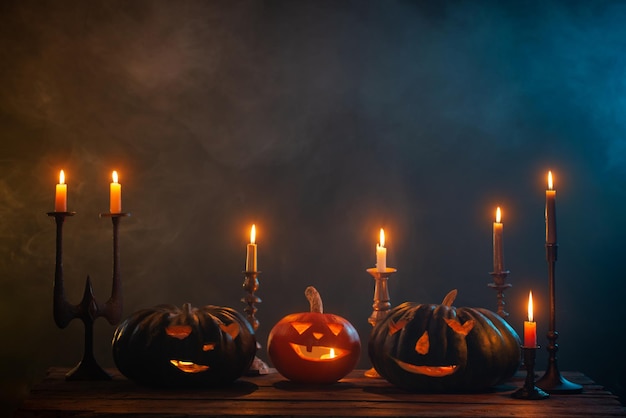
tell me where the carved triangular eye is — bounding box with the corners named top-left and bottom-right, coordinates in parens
top-left (291, 322), bottom-right (312, 335)
top-left (415, 331), bottom-right (429, 355)
top-left (388, 319), bottom-right (408, 335)
top-left (219, 322), bottom-right (240, 339)
top-left (445, 318), bottom-right (475, 336)
top-left (327, 323), bottom-right (343, 336)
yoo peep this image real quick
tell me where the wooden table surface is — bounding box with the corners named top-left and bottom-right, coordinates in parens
top-left (14, 367), bottom-right (626, 417)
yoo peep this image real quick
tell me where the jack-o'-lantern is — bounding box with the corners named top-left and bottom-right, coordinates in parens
top-left (112, 303), bottom-right (256, 387)
top-left (368, 289), bottom-right (520, 392)
top-left (267, 286), bottom-right (361, 384)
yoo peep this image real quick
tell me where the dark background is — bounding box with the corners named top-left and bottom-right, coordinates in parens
top-left (2, 0), bottom-right (625, 414)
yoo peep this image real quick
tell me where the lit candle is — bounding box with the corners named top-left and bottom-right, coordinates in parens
top-left (55, 170), bottom-right (67, 212)
top-left (110, 170), bottom-right (122, 214)
top-left (493, 206), bottom-right (504, 273)
top-left (246, 224), bottom-right (257, 272)
top-left (545, 171), bottom-right (557, 244)
top-left (376, 228), bottom-right (387, 272)
top-left (523, 291), bottom-right (537, 347)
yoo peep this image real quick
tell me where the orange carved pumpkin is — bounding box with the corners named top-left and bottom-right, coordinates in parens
top-left (267, 286), bottom-right (361, 384)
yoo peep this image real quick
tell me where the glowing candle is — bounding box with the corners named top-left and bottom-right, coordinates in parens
top-left (110, 171), bottom-right (122, 214)
top-left (246, 224), bottom-right (257, 272)
top-left (524, 291), bottom-right (537, 347)
top-left (493, 206), bottom-right (504, 273)
top-left (55, 170), bottom-right (67, 212)
top-left (545, 171), bottom-right (557, 244)
top-left (376, 228), bottom-right (387, 272)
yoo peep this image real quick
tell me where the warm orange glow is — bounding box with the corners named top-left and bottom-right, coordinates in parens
top-left (59, 170), bottom-right (65, 184)
top-left (495, 207), bottom-right (501, 223)
top-left (547, 171), bottom-right (553, 190)
top-left (379, 228), bottom-right (385, 247)
top-left (112, 170), bottom-right (119, 183)
top-left (328, 348), bottom-right (336, 359)
top-left (528, 291), bottom-right (534, 322)
top-left (250, 224), bottom-right (256, 244)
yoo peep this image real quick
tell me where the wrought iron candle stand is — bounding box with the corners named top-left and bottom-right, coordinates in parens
top-left (242, 270), bottom-right (270, 375)
top-left (536, 244), bottom-right (583, 393)
top-left (512, 346), bottom-right (549, 400)
top-left (47, 210), bottom-right (129, 380)
top-left (365, 267), bottom-right (396, 378)
top-left (488, 270), bottom-right (511, 318)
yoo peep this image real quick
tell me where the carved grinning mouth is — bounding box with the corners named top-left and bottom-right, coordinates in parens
top-left (170, 360), bottom-right (210, 373)
top-left (392, 358), bottom-right (458, 377)
top-left (289, 343), bottom-right (349, 361)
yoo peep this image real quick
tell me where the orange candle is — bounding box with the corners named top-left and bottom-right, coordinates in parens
top-left (55, 170), bottom-right (67, 212)
top-left (523, 291), bottom-right (537, 347)
top-left (376, 228), bottom-right (387, 272)
top-left (246, 224), bottom-right (257, 272)
top-left (545, 171), bottom-right (557, 244)
top-left (493, 207), bottom-right (504, 273)
top-left (110, 171), bottom-right (122, 213)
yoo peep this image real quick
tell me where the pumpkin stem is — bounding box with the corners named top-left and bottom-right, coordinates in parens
top-left (442, 289), bottom-right (458, 307)
top-left (182, 302), bottom-right (193, 317)
top-left (305, 286), bottom-right (323, 313)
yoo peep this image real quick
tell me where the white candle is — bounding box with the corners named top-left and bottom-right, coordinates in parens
top-left (110, 170), bottom-right (122, 213)
top-left (493, 207), bottom-right (504, 273)
top-left (55, 170), bottom-right (67, 212)
top-left (246, 224), bottom-right (257, 272)
top-left (376, 228), bottom-right (387, 272)
top-left (545, 171), bottom-right (557, 244)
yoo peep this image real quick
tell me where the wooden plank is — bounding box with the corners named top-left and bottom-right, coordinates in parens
top-left (14, 368), bottom-right (626, 417)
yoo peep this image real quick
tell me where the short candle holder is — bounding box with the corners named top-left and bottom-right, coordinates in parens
top-left (488, 270), bottom-right (511, 318)
top-left (512, 346), bottom-right (549, 400)
top-left (47, 211), bottom-right (130, 380)
top-left (242, 270), bottom-right (270, 375)
top-left (536, 243), bottom-right (583, 394)
top-left (365, 266), bottom-right (396, 378)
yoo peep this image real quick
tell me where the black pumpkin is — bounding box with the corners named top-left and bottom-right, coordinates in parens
top-left (112, 303), bottom-right (256, 387)
top-left (368, 290), bottom-right (520, 392)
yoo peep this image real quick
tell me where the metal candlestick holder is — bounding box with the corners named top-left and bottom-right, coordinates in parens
top-left (488, 270), bottom-right (511, 318)
top-left (365, 266), bottom-right (396, 378)
top-left (536, 244), bottom-right (583, 393)
top-left (242, 270), bottom-right (269, 375)
top-left (512, 346), bottom-right (549, 400)
top-left (47, 211), bottom-right (129, 380)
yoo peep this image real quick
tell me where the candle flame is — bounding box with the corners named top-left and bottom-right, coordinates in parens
top-left (250, 224), bottom-right (256, 244)
top-left (59, 170), bottom-right (65, 185)
top-left (329, 348), bottom-right (336, 359)
top-left (547, 171), bottom-right (553, 190)
top-left (495, 207), bottom-right (501, 223)
top-left (112, 170), bottom-right (119, 184)
top-left (528, 291), bottom-right (534, 322)
top-left (379, 228), bottom-right (385, 247)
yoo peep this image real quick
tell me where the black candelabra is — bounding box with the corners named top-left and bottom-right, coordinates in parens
top-left (48, 210), bottom-right (129, 380)
top-left (488, 270), bottom-right (511, 318)
top-left (535, 243), bottom-right (583, 393)
top-left (242, 269), bottom-right (270, 375)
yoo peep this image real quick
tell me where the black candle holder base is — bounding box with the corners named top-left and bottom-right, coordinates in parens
top-left (512, 346), bottom-right (549, 400)
top-left (512, 384), bottom-right (550, 400)
top-left (536, 364), bottom-right (583, 394)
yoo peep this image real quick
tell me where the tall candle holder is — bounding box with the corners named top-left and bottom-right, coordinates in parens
top-left (242, 270), bottom-right (270, 375)
top-left (47, 211), bottom-right (129, 380)
top-left (365, 267), bottom-right (396, 378)
top-left (488, 270), bottom-right (511, 318)
top-left (512, 346), bottom-right (549, 400)
top-left (535, 243), bottom-right (582, 393)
